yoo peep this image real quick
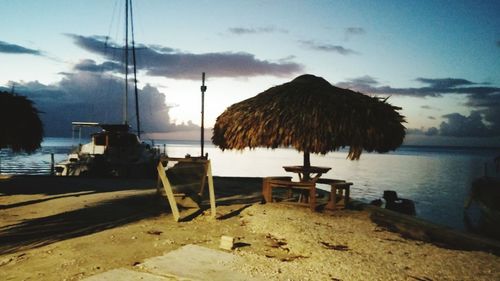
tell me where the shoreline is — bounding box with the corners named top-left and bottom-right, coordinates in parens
top-left (1, 175), bottom-right (499, 280)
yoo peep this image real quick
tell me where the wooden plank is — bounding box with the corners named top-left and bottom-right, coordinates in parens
top-left (156, 156), bottom-right (217, 221)
top-left (198, 161), bottom-right (209, 196)
top-left (206, 160), bottom-right (217, 219)
top-left (157, 162), bottom-right (180, 222)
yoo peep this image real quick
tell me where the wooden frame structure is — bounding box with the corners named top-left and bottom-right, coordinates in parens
top-left (262, 177), bottom-right (317, 211)
top-left (157, 156), bottom-right (216, 222)
top-left (262, 176), bottom-right (353, 211)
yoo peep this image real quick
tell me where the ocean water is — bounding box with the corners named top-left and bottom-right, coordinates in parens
top-left (1, 137), bottom-right (499, 232)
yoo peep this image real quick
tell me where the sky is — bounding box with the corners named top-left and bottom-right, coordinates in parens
top-left (1, 0), bottom-right (499, 146)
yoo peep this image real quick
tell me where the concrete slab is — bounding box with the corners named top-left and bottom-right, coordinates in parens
top-left (140, 244), bottom-right (259, 281)
top-left (83, 268), bottom-right (174, 281)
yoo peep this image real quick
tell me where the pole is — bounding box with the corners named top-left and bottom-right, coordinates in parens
top-left (130, 0), bottom-right (140, 137)
top-left (50, 153), bottom-right (55, 175)
top-left (200, 72), bottom-right (207, 157)
top-left (123, 0), bottom-right (129, 125)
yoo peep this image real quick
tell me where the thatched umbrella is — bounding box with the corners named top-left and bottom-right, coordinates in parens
top-left (0, 91), bottom-right (44, 153)
top-left (212, 74), bottom-right (405, 174)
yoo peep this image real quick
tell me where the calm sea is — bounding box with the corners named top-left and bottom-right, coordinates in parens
top-left (1, 137), bottom-right (499, 232)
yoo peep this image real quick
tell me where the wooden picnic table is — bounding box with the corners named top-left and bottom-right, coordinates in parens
top-left (280, 165), bottom-right (352, 210)
top-left (283, 165), bottom-right (331, 181)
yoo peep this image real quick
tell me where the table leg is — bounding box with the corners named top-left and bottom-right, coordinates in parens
top-left (262, 178), bottom-right (270, 202)
top-left (309, 184), bottom-right (316, 211)
top-left (326, 185), bottom-right (337, 210)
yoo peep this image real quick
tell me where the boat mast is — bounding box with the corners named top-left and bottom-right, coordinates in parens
top-left (123, 0), bottom-right (129, 125)
top-left (130, 0), bottom-right (141, 138)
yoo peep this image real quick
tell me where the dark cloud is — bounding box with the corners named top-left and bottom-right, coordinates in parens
top-left (0, 40), bottom-right (42, 55)
top-left (465, 91), bottom-right (500, 107)
top-left (421, 105), bottom-right (441, 111)
top-left (406, 127), bottom-right (439, 136)
top-left (335, 76), bottom-right (434, 96)
top-left (228, 26), bottom-right (288, 35)
top-left (1, 72), bottom-right (193, 137)
top-left (415, 78), bottom-right (474, 89)
top-left (344, 27), bottom-right (365, 41)
top-left (428, 116), bottom-right (436, 120)
top-left (338, 75), bottom-right (500, 138)
top-left (299, 40), bottom-right (358, 55)
top-left (408, 111), bottom-right (500, 138)
top-left (345, 27), bottom-right (365, 35)
top-left (346, 75), bottom-right (378, 86)
top-left (337, 75), bottom-right (500, 97)
top-left (66, 34), bottom-right (112, 54)
top-left (67, 34), bottom-right (302, 80)
top-left (483, 106), bottom-right (500, 133)
top-left (440, 111), bottom-right (492, 137)
top-left (425, 127), bottom-right (439, 136)
top-left (141, 51), bottom-right (302, 79)
top-left (73, 59), bottom-right (123, 73)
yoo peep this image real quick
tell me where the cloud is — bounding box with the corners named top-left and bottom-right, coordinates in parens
top-left (425, 127), bottom-right (439, 136)
top-left (345, 75), bottom-right (378, 86)
top-left (439, 111), bottom-right (493, 137)
top-left (421, 105), bottom-right (441, 111)
top-left (415, 77), bottom-right (474, 89)
top-left (228, 26), bottom-right (288, 35)
top-left (345, 27), bottom-right (365, 35)
top-left (335, 76), bottom-right (433, 96)
top-left (428, 116), bottom-right (436, 120)
top-left (408, 111), bottom-right (500, 138)
top-left (67, 34), bottom-right (302, 80)
top-left (1, 71), bottom-right (194, 137)
top-left (0, 40), bottom-right (42, 55)
top-left (336, 76), bottom-right (500, 97)
top-left (344, 27), bottom-right (365, 41)
top-left (73, 59), bottom-right (123, 73)
top-left (299, 40), bottom-right (358, 55)
top-left (483, 106), bottom-right (500, 133)
top-left (465, 90), bottom-right (500, 107)
top-left (338, 75), bottom-right (500, 138)
top-left (406, 127), bottom-right (439, 136)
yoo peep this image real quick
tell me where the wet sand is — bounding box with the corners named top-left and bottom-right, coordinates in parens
top-left (0, 176), bottom-right (499, 280)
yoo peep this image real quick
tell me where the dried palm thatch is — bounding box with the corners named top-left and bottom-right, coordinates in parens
top-left (212, 74), bottom-right (405, 167)
top-left (0, 91), bottom-right (43, 153)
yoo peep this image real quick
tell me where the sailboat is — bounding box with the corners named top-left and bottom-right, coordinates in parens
top-left (55, 0), bottom-right (160, 178)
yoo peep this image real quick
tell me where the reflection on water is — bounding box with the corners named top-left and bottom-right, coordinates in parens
top-left (1, 137), bottom-right (498, 231)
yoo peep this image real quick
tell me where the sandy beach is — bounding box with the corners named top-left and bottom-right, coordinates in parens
top-left (0, 175), bottom-right (499, 281)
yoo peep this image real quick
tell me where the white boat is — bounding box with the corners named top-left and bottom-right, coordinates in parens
top-left (55, 1), bottom-right (161, 178)
top-left (55, 123), bottom-right (159, 177)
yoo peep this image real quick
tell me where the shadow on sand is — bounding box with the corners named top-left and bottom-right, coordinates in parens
top-left (0, 192), bottom-right (164, 255)
top-left (0, 176), bottom-right (156, 196)
top-left (0, 176), bottom-right (264, 255)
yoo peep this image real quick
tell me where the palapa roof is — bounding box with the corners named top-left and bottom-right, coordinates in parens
top-left (0, 91), bottom-right (43, 153)
top-left (212, 74), bottom-right (406, 160)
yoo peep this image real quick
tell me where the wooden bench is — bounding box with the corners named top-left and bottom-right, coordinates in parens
top-left (262, 177), bottom-right (318, 211)
top-left (316, 178), bottom-right (353, 210)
